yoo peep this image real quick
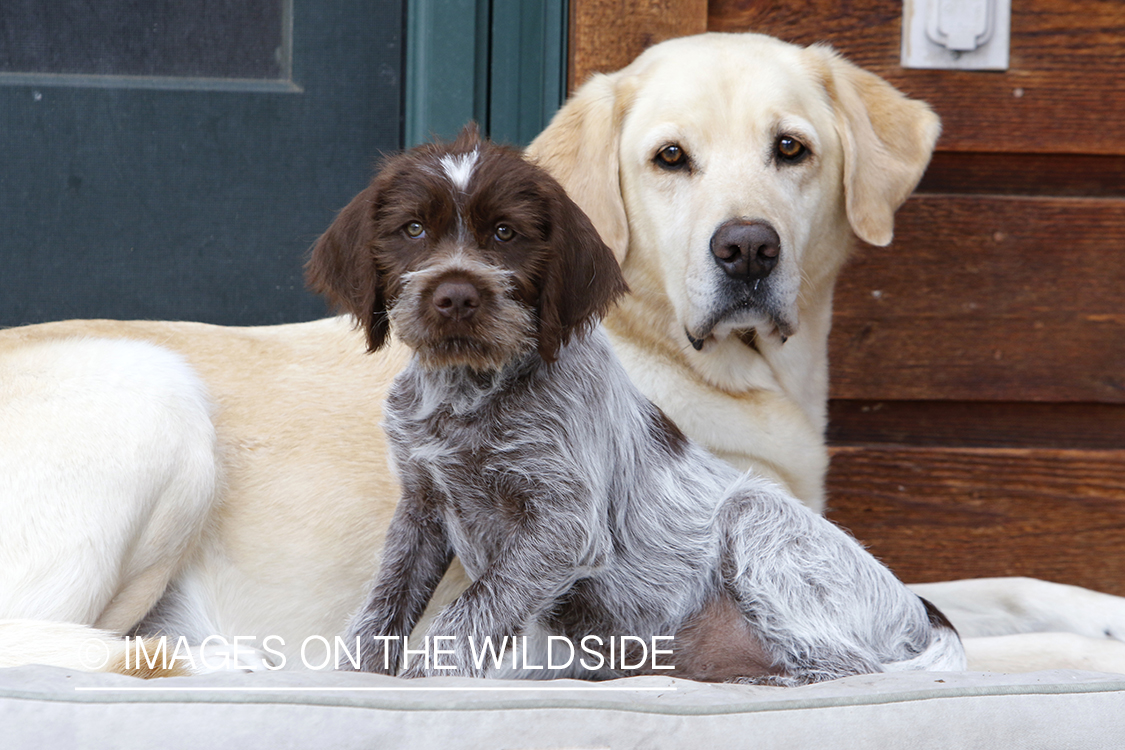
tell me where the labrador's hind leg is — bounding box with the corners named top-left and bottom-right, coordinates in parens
top-left (0, 338), bottom-right (220, 632)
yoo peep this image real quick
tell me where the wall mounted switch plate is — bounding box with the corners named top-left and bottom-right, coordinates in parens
top-left (902, 0), bottom-right (1010, 70)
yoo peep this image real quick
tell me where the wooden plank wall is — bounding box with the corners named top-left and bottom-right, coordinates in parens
top-left (708, 0), bottom-right (1125, 594)
top-left (570, 0), bottom-right (707, 86)
top-left (571, 0), bottom-right (1125, 594)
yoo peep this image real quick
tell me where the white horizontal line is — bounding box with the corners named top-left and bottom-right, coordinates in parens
top-left (75, 685), bottom-right (675, 693)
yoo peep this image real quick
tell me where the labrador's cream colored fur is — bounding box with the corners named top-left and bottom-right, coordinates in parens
top-left (3, 32), bottom-right (1125, 674)
top-left (529, 34), bottom-right (941, 509)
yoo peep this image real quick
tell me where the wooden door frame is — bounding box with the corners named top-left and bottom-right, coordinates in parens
top-left (404, 0), bottom-right (569, 147)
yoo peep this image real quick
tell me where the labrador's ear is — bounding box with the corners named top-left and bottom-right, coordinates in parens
top-left (535, 179), bottom-right (629, 363)
top-left (305, 182), bottom-right (389, 351)
top-left (812, 45), bottom-right (941, 247)
top-left (526, 73), bottom-right (635, 265)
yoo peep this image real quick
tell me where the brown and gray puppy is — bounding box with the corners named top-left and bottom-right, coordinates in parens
top-left (308, 127), bottom-right (965, 685)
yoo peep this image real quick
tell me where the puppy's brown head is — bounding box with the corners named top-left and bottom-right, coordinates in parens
top-left (306, 125), bottom-right (627, 369)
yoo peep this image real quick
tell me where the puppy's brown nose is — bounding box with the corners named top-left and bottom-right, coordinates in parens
top-left (710, 220), bottom-right (780, 282)
top-left (432, 280), bottom-right (480, 320)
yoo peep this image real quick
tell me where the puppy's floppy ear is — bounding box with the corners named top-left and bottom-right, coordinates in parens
top-left (305, 183), bottom-right (389, 351)
top-left (536, 182), bottom-right (629, 363)
top-left (526, 73), bottom-right (635, 265)
top-left (812, 45), bottom-right (941, 247)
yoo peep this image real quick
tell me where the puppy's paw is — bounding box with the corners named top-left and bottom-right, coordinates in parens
top-left (399, 662), bottom-right (429, 680)
top-left (728, 674), bottom-right (801, 687)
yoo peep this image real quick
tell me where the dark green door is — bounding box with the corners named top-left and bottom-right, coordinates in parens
top-left (0, 0), bottom-right (403, 326)
top-left (0, 0), bottom-right (566, 328)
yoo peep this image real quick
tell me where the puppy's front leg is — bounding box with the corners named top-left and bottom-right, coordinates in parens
top-left (403, 518), bottom-right (587, 679)
top-left (343, 491), bottom-right (452, 675)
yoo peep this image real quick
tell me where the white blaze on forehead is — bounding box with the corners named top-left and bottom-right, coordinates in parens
top-left (439, 149), bottom-right (479, 191)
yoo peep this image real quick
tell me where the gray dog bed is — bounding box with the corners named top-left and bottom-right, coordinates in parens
top-left (3, 666), bottom-right (1124, 748)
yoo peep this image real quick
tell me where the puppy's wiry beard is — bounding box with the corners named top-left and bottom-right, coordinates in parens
top-left (388, 257), bottom-right (537, 372)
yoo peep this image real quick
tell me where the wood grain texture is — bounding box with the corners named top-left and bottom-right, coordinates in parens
top-left (826, 446), bottom-right (1125, 595)
top-left (829, 401), bottom-right (1125, 450)
top-left (708, 0), bottom-right (1125, 154)
top-left (565, 1), bottom-right (1125, 589)
top-left (570, 0), bottom-right (707, 89)
top-left (829, 194), bottom-right (1125, 403)
top-left (918, 153), bottom-right (1125, 198)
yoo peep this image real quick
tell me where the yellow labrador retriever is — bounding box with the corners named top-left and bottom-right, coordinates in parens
top-left (3, 32), bottom-right (1124, 675)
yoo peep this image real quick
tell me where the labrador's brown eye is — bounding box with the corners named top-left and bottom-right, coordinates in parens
top-left (405, 221), bottom-right (425, 238)
top-left (776, 136), bottom-right (807, 162)
top-left (494, 224), bottom-right (515, 242)
top-left (655, 144), bottom-right (688, 170)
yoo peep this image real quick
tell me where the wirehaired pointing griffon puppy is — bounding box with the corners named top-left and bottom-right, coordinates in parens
top-left (307, 127), bottom-right (966, 684)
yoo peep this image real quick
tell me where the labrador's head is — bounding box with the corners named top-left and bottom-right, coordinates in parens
top-left (529, 33), bottom-right (939, 374)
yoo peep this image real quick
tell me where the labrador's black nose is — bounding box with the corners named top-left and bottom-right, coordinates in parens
top-left (432, 280), bottom-right (480, 320)
top-left (710, 220), bottom-right (780, 282)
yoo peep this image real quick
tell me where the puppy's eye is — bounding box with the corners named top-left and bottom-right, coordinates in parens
top-left (494, 224), bottom-right (515, 242)
top-left (404, 221), bottom-right (425, 238)
top-left (776, 136), bottom-right (808, 163)
top-left (654, 144), bottom-right (689, 170)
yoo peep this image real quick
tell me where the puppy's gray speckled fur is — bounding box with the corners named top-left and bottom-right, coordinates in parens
top-left (310, 129), bottom-right (966, 684)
